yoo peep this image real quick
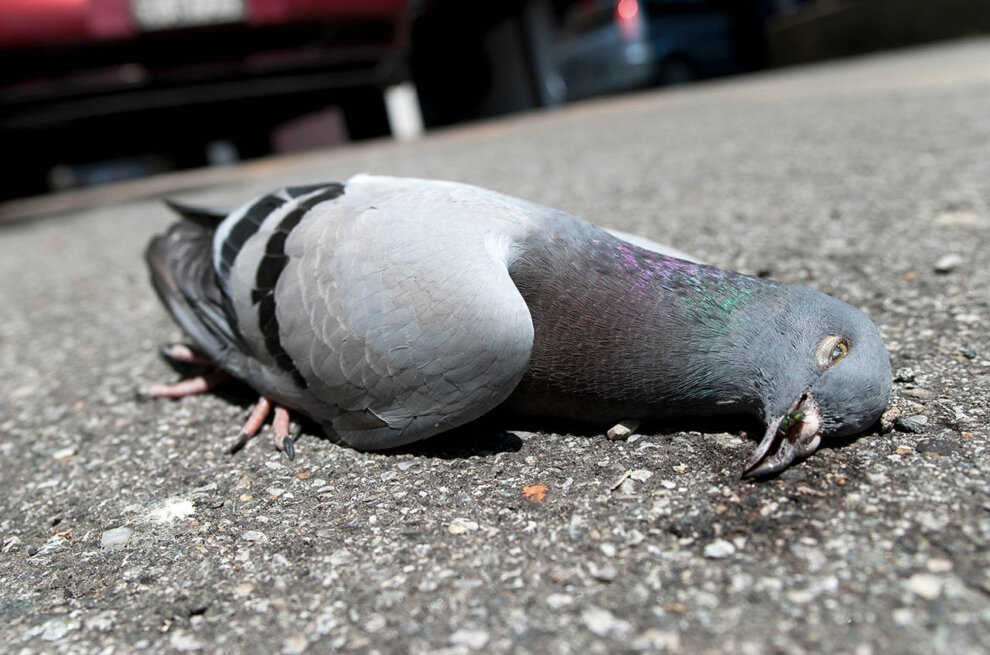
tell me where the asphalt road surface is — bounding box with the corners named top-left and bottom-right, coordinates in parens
top-left (2, 38), bottom-right (988, 655)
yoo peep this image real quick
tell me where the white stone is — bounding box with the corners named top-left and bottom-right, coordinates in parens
top-left (582, 607), bottom-right (628, 637)
top-left (148, 498), bottom-right (195, 523)
top-left (907, 573), bottom-right (943, 600)
top-left (169, 631), bottom-right (204, 652)
top-left (448, 518), bottom-right (479, 534)
top-left (546, 593), bottom-right (574, 610)
top-left (449, 628), bottom-right (490, 650)
top-left (703, 539), bottom-right (736, 559)
top-left (786, 588), bottom-right (816, 604)
top-left (37, 535), bottom-right (68, 555)
top-left (282, 635), bottom-right (309, 655)
top-left (934, 253), bottom-right (964, 273)
top-left (934, 210), bottom-right (978, 226)
top-left (83, 610), bottom-right (116, 632)
top-left (40, 619), bottom-right (72, 641)
top-left (100, 526), bottom-right (134, 549)
top-left (52, 446), bottom-right (77, 459)
top-left (926, 558), bottom-right (954, 573)
top-left (892, 607), bottom-right (915, 627)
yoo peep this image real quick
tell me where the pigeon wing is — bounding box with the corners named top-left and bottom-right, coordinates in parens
top-left (222, 176), bottom-right (537, 449)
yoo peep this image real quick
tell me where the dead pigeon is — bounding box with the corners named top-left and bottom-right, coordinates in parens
top-left (143, 174), bottom-right (891, 477)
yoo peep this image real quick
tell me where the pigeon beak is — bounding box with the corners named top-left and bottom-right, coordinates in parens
top-left (743, 392), bottom-right (823, 479)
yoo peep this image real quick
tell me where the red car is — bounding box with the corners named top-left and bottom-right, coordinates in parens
top-left (0, 0), bottom-right (413, 199)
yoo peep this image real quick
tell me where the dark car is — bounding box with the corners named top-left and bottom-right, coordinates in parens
top-left (548, 0), bottom-right (769, 102)
top-left (0, 0), bottom-right (413, 199)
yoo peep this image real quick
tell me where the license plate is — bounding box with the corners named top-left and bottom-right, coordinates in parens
top-left (131, 0), bottom-right (245, 31)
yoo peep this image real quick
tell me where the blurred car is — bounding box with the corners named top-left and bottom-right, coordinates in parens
top-left (0, 0), bottom-right (413, 199)
top-left (549, 0), bottom-right (768, 102)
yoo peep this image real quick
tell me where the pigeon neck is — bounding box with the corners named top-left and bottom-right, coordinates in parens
top-left (507, 233), bottom-right (767, 422)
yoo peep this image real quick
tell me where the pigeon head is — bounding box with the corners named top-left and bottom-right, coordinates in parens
top-left (738, 284), bottom-right (892, 478)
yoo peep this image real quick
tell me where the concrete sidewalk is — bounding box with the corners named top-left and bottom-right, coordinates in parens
top-left (1, 38), bottom-right (988, 655)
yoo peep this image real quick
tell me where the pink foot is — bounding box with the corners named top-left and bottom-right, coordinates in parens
top-left (142, 345), bottom-right (299, 459)
top-left (228, 397), bottom-right (298, 459)
top-left (159, 343), bottom-right (216, 366)
top-left (141, 369), bottom-right (230, 399)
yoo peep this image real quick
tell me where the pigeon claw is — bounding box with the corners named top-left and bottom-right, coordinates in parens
top-left (272, 406), bottom-right (301, 460)
top-left (743, 392), bottom-right (823, 479)
top-left (228, 431), bottom-right (251, 455)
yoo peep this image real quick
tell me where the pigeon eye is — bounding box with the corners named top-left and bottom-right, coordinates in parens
top-left (817, 335), bottom-right (850, 369)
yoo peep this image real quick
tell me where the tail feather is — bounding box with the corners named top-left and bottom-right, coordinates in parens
top-left (146, 208), bottom-right (239, 362)
top-left (162, 198), bottom-right (233, 229)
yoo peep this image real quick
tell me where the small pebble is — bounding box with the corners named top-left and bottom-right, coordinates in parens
top-left (879, 406), bottom-right (901, 434)
top-left (37, 536), bottom-right (68, 556)
top-left (546, 593), bottom-right (574, 610)
top-left (893, 368), bottom-right (916, 383)
top-left (589, 562), bottom-right (618, 582)
top-left (329, 549), bottom-right (354, 566)
top-left (607, 419), bottom-right (640, 441)
top-left (83, 611), bottom-right (116, 632)
top-left (169, 631), bottom-right (204, 652)
top-left (40, 619), bottom-right (71, 641)
top-left (906, 573), bottom-right (942, 600)
top-left (958, 346), bottom-right (977, 359)
top-left (933, 210), bottom-right (978, 226)
top-left (786, 588), bottom-right (816, 604)
top-left (892, 607), bottom-right (915, 627)
top-left (703, 539), bottom-right (736, 559)
top-left (242, 530), bottom-right (267, 542)
top-left (631, 629), bottom-right (681, 652)
top-left (629, 469), bottom-right (653, 482)
top-left (448, 518), bottom-right (479, 535)
top-left (282, 635), bottom-right (309, 655)
top-left (363, 614), bottom-right (386, 633)
top-left (895, 415), bottom-right (928, 433)
top-left (933, 253), bottom-right (963, 274)
top-left (449, 628), bottom-right (490, 650)
top-left (100, 527), bottom-right (134, 549)
top-left (52, 446), bottom-right (77, 460)
top-left (926, 558), bottom-right (954, 573)
top-left (582, 607), bottom-right (628, 637)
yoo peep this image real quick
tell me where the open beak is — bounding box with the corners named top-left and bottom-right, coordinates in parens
top-left (743, 392), bottom-right (823, 478)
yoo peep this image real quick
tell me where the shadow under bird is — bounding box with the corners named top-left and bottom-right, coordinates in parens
top-left (143, 174), bottom-right (892, 478)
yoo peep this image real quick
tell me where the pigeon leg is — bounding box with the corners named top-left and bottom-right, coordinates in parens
top-left (159, 343), bottom-right (216, 367)
top-left (139, 369), bottom-right (230, 399)
top-left (271, 405), bottom-right (299, 460)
